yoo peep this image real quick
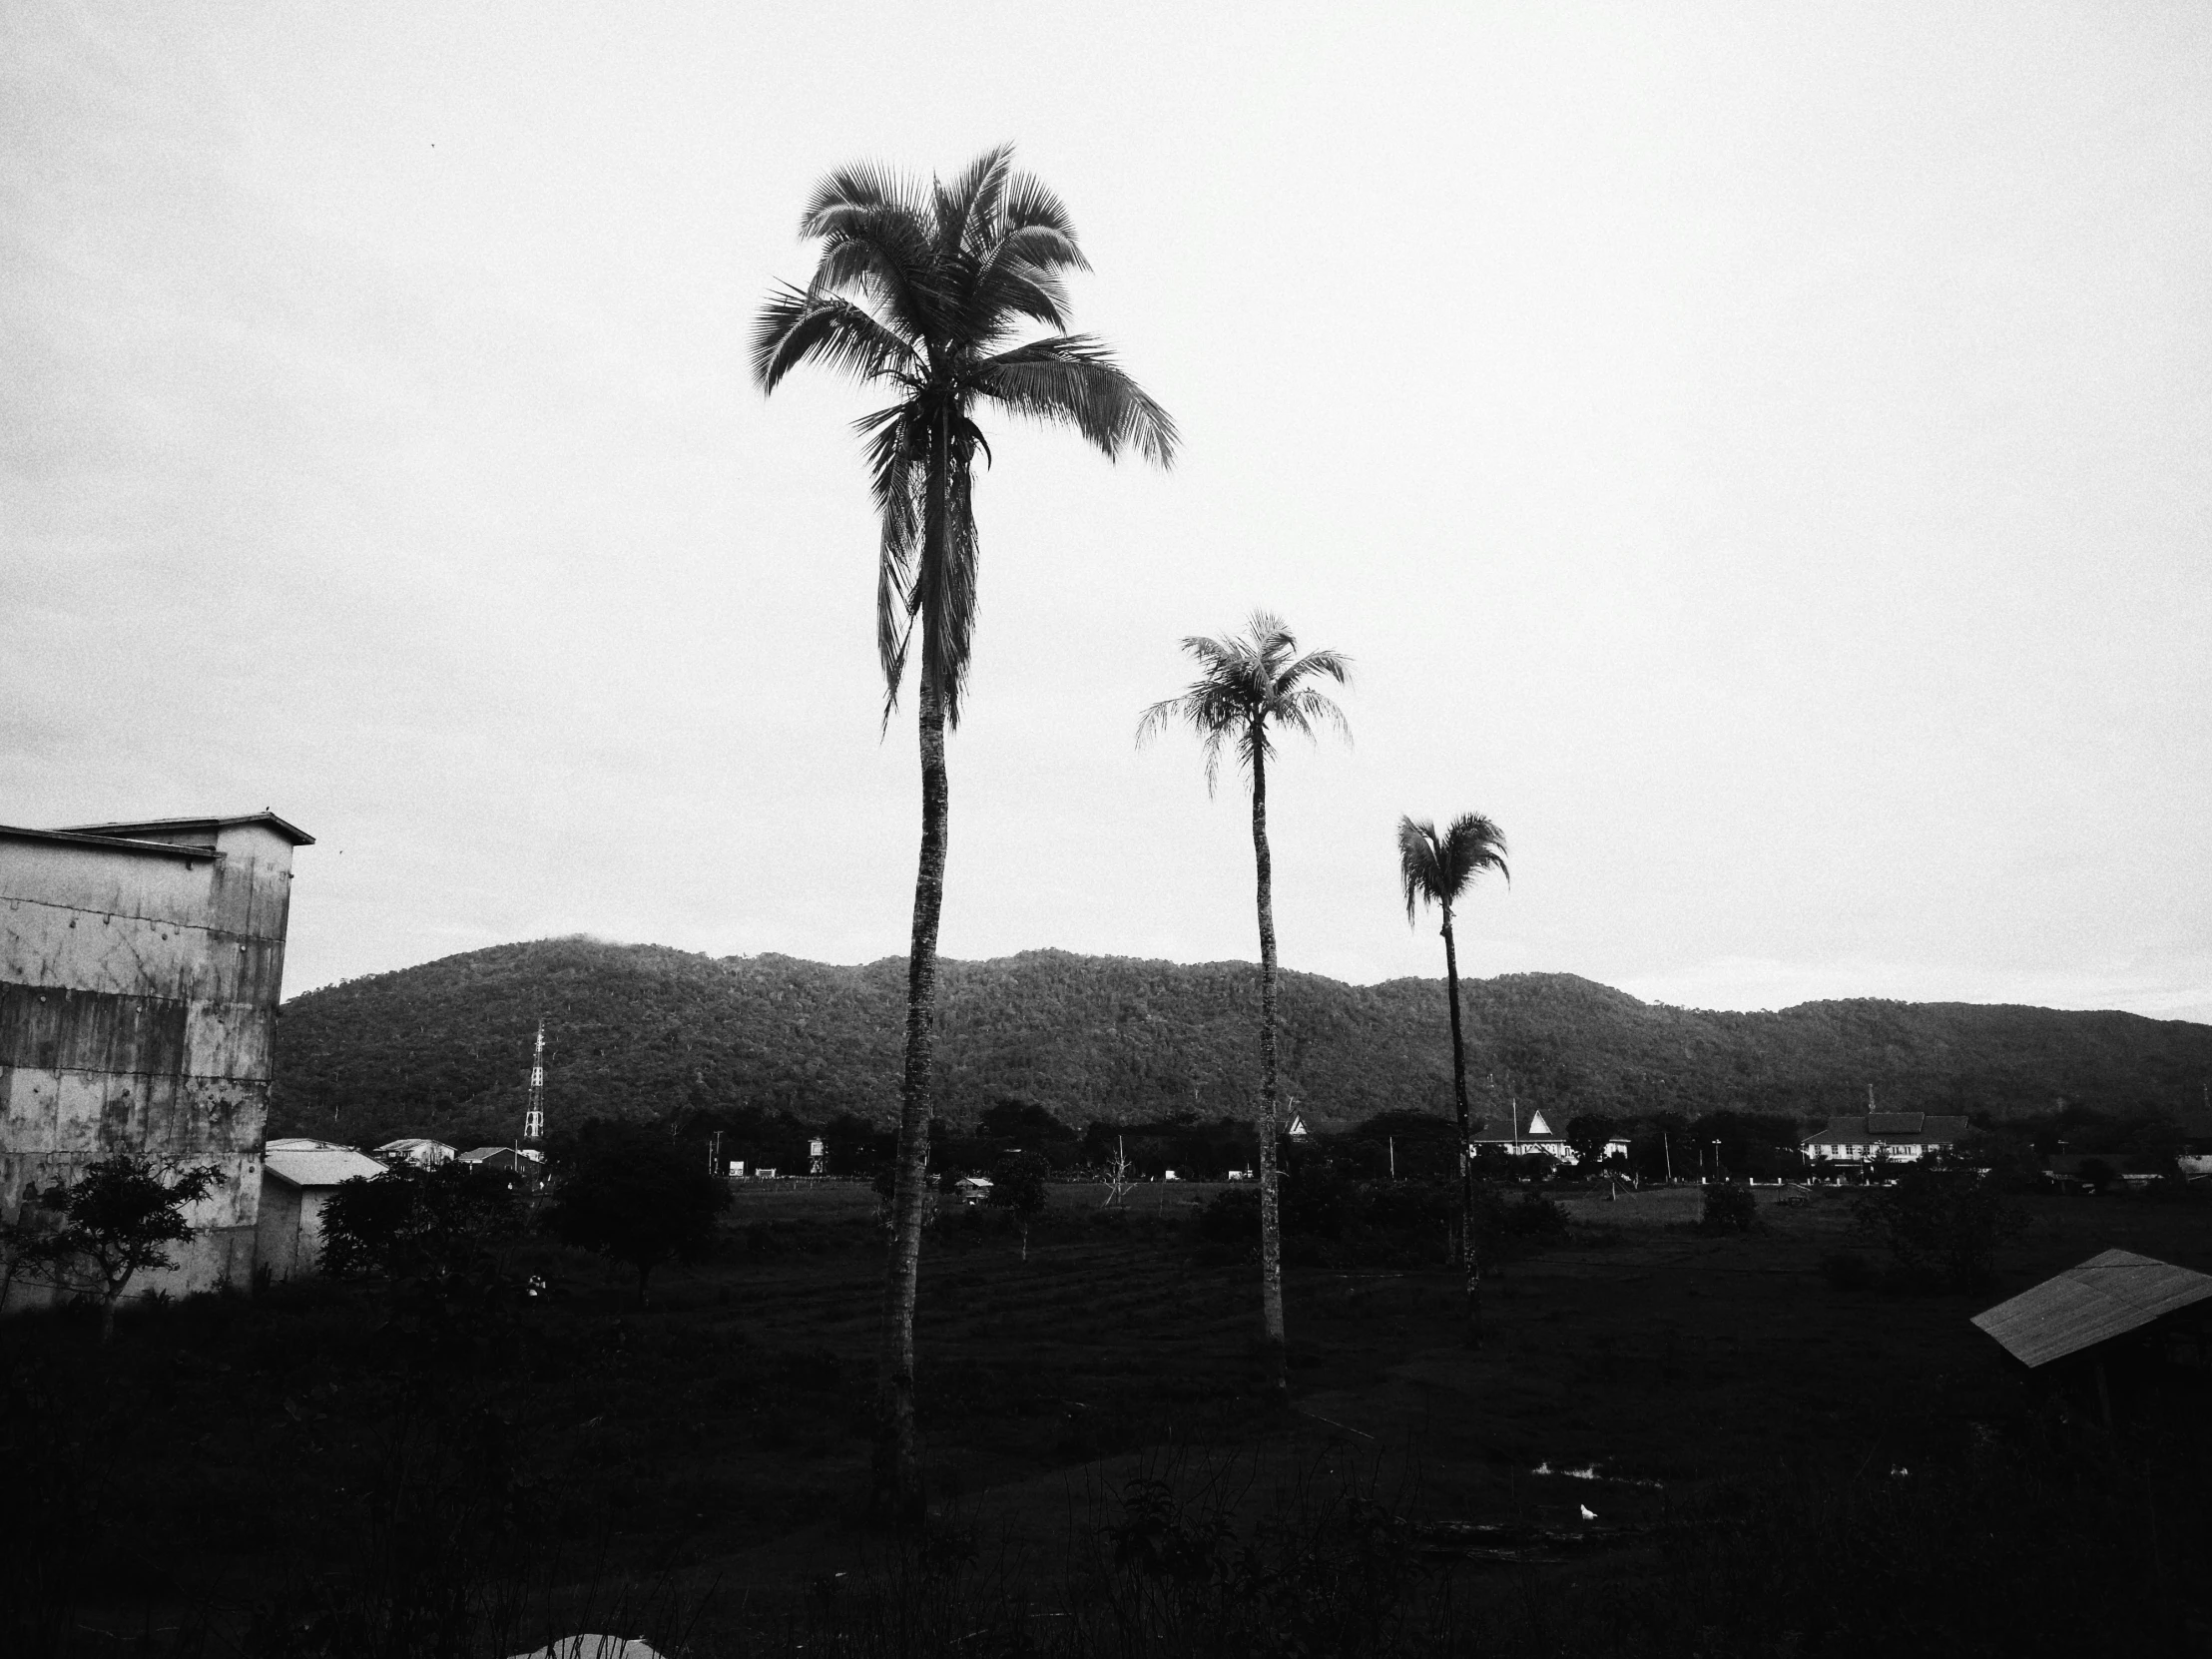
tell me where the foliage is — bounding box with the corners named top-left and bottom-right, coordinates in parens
top-left (30, 1155), bottom-right (226, 1340)
top-left (1699, 1183), bottom-right (1760, 1234)
top-left (541, 1119), bottom-right (731, 1304)
top-left (986, 1151), bottom-right (1049, 1222)
top-left (271, 939), bottom-right (2212, 1149)
top-left (1851, 1164), bottom-right (2025, 1291)
top-left (987, 1151), bottom-right (1049, 1258)
top-left (1563, 1113), bottom-right (1620, 1169)
top-left (321, 1160), bottom-right (521, 1283)
top-left (1136, 610), bottom-right (1351, 796)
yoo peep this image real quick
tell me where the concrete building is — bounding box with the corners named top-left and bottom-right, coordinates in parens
top-left (258, 1142), bottom-right (385, 1281)
top-left (0, 812), bottom-right (311, 1308)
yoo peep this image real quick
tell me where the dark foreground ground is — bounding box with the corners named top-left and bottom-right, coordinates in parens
top-left (5, 1180), bottom-right (2209, 1656)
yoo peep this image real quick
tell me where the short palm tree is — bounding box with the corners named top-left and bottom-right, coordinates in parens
top-left (1139, 612), bottom-right (1350, 1392)
top-left (755, 145), bottom-right (1175, 1522)
top-left (1397, 812), bottom-right (1509, 1347)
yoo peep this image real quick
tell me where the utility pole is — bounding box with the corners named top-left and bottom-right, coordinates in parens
top-left (1387, 1135), bottom-right (1395, 1180)
top-left (709, 1130), bottom-right (724, 1178)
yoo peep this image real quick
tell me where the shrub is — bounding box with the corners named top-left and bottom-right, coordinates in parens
top-left (322, 1160), bottom-right (520, 1283)
top-left (1699, 1184), bottom-right (1759, 1234)
top-left (1852, 1164), bottom-right (2023, 1292)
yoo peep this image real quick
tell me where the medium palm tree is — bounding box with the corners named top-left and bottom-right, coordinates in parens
top-left (1139, 612), bottom-right (1350, 1392)
top-left (1396, 812), bottom-right (1509, 1347)
top-left (754, 146), bottom-right (1175, 1522)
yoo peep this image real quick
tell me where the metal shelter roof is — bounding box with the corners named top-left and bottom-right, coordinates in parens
top-left (1970, 1249), bottom-right (2212, 1369)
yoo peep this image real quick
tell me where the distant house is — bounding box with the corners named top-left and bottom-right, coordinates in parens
top-left (1466, 1107), bottom-right (1627, 1165)
top-left (375, 1137), bottom-right (458, 1166)
top-left (459, 1145), bottom-right (546, 1187)
top-left (257, 1144), bottom-right (385, 1281)
top-left (953, 1175), bottom-right (993, 1205)
top-left (1802, 1111), bottom-right (1969, 1168)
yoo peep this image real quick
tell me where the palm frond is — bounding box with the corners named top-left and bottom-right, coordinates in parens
top-left (935, 144), bottom-right (1016, 261)
top-left (974, 337), bottom-right (1178, 465)
top-left (752, 288), bottom-right (918, 393)
top-left (1397, 817), bottom-right (1443, 923)
top-left (1440, 812), bottom-right (1510, 888)
top-left (1001, 171), bottom-right (1085, 246)
top-left (1277, 687), bottom-right (1352, 745)
top-left (800, 176), bottom-right (939, 342)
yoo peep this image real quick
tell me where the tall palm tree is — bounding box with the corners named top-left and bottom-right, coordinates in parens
top-left (1139, 612), bottom-right (1350, 1392)
top-left (754, 146), bottom-right (1175, 1522)
top-left (1396, 812), bottom-right (1509, 1347)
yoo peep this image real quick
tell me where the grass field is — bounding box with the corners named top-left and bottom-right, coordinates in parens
top-left (5, 1178), bottom-right (2209, 1655)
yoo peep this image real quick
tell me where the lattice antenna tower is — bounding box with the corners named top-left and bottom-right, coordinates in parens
top-left (522, 1019), bottom-right (546, 1144)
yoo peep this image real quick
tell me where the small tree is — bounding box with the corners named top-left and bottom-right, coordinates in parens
top-left (543, 1120), bottom-right (732, 1306)
top-left (988, 1151), bottom-right (1050, 1260)
top-left (321, 1161), bottom-right (521, 1282)
top-left (31, 1156), bottom-right (227, 1342)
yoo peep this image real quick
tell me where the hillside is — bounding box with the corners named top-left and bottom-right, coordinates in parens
top-left (267, 938), bottom-right (2212, 1149)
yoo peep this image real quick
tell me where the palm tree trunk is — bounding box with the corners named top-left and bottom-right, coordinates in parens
top-left (1250, 741), bottom-right (1288, 1396)
top-left (1441, 909), bottom-right (1479, 1349)
top-left (874, 665), bottom-right (947, 1525)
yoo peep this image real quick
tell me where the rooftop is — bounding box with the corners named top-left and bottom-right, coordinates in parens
top-left (59, 812), bottom-right (315, 846)
top-left (1971, 1249), bottom-right (2212, 1369)
top-left (264, 1146), bottom-right (387, 1189)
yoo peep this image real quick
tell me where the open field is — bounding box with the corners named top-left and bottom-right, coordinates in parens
top-left (6, 1181), bottom-right (2210, 1654)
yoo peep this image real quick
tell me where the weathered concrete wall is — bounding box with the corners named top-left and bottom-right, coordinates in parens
top-left (0, 819), bottom-right (302, 1309)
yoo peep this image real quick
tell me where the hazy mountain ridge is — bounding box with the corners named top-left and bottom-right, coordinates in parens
top-left (269, 937), bottom-right (2212, 1147)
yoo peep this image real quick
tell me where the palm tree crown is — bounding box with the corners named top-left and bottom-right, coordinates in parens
top-left (1136, 610), bottom-right (1351, 783)
top-left (753, 144), bottom-right (1177, 723)
top-left (1397, 814), bottom-right (1510, 923)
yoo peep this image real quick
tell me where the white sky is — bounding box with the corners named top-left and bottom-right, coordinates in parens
top-left (4, 2), bottom-right (2208, 1022)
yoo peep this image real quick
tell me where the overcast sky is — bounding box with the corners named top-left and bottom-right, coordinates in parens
top-left (5, 2), bottom-right (2208, 1023)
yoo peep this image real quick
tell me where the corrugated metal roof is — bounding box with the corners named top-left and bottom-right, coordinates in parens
top-left (265, 1146), bottom-right (387, 1189)
top-left (1971, 1249), bottom-right (2212, 1369)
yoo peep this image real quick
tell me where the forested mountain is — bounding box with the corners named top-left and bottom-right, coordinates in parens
top-left (269, 938), bottom-right (2212, 1150)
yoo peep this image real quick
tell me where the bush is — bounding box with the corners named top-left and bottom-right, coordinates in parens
top-left (1852, 1164), bottom-right (2023, 1292)
top-left (322, 1161), bottom-right (519, 1283)
top-left (1699, 1184), bottom-right (1759, 1235)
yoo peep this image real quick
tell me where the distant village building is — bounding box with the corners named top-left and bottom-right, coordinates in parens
top-left (1466, 1106), bottom-right (1628, 1165)
top-left (375, 1137), bottom-right (458, 1166)
top-left (0, 812), bottom-right (311, 1310)
top-left (1801, 1111), bottom-right (1969, 1168)
top-left (258, 1143), bottom-right (385, 1281)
